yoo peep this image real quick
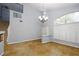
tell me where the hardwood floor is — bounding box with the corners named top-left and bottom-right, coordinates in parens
top-left (4, 39), bottom-right (79, 56)
top-left (0, 20), bottom-right (9, 31)
top-left (0, 20), bottom-right (9, 43)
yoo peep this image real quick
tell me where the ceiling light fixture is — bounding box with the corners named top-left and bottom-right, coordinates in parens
top-left (38, 3), bottom-right (48, 23)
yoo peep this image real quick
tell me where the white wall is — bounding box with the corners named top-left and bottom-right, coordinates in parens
top-left (47, 4), bottom-right (79, 47)
top-left (7, 4), bottom-right (41, 44)
top-left (53, 23), bottom-right (79, 43)
top-left (7, 3), bottom-right (79, 46)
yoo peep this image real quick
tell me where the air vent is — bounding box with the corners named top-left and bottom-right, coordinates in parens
top-left (13, 12), bottom-right (22, 18)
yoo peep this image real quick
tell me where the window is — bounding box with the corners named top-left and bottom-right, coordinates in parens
top-left (55, 12), bottom-right (79, 25)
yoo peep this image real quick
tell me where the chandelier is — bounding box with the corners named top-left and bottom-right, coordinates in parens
top-left (38, 4), bottom-right (48, 23)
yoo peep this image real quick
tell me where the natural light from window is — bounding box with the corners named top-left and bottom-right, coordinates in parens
top-left (55, 12), bottom-right (79, 25)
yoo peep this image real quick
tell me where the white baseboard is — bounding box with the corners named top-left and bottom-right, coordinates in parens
top-left (42, 40), bottom-right (49, 43)
top-left (7, 36), bottom-right (79, 48)
top-left (43, 35), bottom-right (79, 48)
top-left (41, 35), bottom-right (79, 48)
top-left (7, 37), bottom-right (40, 44)
top-left (41, 35), bottom-right (52, 43)
top-left (52, 39), bottom-right (79, 48)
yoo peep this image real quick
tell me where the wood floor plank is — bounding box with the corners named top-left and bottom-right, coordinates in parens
top-left (4, 39), bottom-right (79, 56)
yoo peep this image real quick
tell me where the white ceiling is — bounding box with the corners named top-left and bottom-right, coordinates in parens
top-left (28, 3), bottom-right (79, 12)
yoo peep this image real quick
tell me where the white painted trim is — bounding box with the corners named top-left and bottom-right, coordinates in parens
top-left (42, 40), bottom-right (49, 43)
top-left (41, 35), bottom-right (79, 48)
top-left (41, 35), bottom-right (52, 43)
top-left (52, 39), bottom-right (79, 48)
top-left (7, 35), bottom-right (79, 48)
top-left (7, 38), bottom-right (40, 44)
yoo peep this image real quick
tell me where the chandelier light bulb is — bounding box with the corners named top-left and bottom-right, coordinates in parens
top-left (38, 11), bottom-right (48, 23)
top-left (38, 16), bottom-right (42, 20)
top-left (42, 15), bottom-right (45, 18)
top-left (38, 16), bottom-right (41, 19)
top-left (45, 17), bottom-right (48, 20)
